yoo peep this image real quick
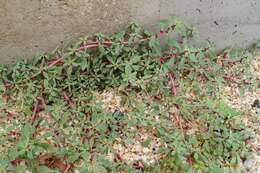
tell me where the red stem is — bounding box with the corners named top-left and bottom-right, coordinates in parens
top-left (187, 155), bottom-right (193, 166)
top-left (167, 72), bottom-right (177, 96)
top-left (48, 57), bottom-right (63, 67)
top-left (160, 53), bottom-right (178, 62)
top-left (46, 25), bottom-right (177, 67)
top-left (77, 25), bottom-right (176, 51)
top-left (30, 101), bottom-right (39, 125)
top-left (10, 159), bottom-right (22, 166)
top-left (62, 91), bottom-right (74, 107)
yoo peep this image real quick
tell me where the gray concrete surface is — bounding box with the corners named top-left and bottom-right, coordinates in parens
top-left (0, 0), bottom-right (259, 63)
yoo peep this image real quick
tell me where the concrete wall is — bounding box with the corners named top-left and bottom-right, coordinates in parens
top-left (0, 0), bottom-right (259, 63)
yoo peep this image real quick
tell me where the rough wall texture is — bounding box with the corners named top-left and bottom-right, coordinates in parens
top-left (0, 0), bottom-right (259, 63)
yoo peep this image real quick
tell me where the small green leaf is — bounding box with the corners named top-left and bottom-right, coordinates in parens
top-left (38, 166), bottom-right (49, 173)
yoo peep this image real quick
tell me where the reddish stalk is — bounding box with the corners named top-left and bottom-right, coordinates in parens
top-left (80, 128), bottom-right (88, 144)
top-left (10, 130), bottom-right (21, 138)
top-left (77, 43), bottom-right (109, 51)
top-left (46, 25), bottom-right (177, 67)
top-left (80, 136), bottom-right (85, 144)
top-left (160, 53), bottom-right (178, 62)
top-left (114, 153), bottom-right (127, 165)
top-left (246, 139), bottom-right (260, 152)
top-left (62, 91), bottom-right (74, 107)
top-left (77, 25), bottom-right (176, 51)
top-left (30, 101), bottom-right (39, 125)
top-left (167, 72), bottom-right (177, 96)
top-left (77, 39), bottom-right (145, 51)
top-left (187, 155), bottom-right (193, 166)
top-left (10, 159), bottom-right (22, 166)
top-left (48, 57), bottom-right (63, 67)
top-left (115, 153), bottom-right (124, 162)
top-left (133, 161), bottom-right (144, 170)
top-left (64, 164), bottom-right (71, 173)
top-left (3, 82), bottom-right (11, 90)
top-left (159, 47), bottom-right (210, 63)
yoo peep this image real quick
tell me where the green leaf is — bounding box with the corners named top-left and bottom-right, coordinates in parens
top-left (159, 19), bottom-right (170, 28)
top-left (14, 165), bottom-right (27, 173)
top-left (38, 166), bottom-right (49, 173)
top-left (189, 54), bottom-right (197, 62)
top-left (255, 41), bottom-right (260, 48)
top-left (17, 123), bottom-right (32, 149)
top-left (167, 38), bottom-right (180, 49)
top-left (131, 56), bottom-right (141, 64)
top-left (68, 151), bottom-right (80, 162)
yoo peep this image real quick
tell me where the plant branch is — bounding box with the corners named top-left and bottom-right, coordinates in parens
top-left (30, 100), bottom-right (40, 125)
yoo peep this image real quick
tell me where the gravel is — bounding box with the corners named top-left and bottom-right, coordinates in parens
top-left (221, 56), bottom-right (260, 173)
